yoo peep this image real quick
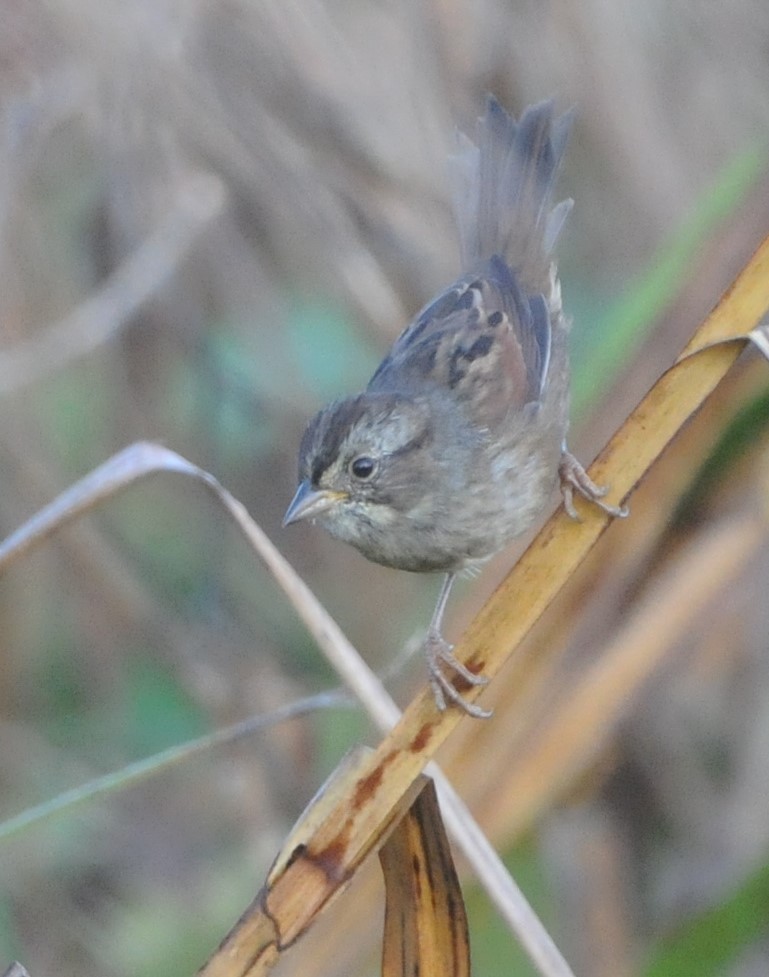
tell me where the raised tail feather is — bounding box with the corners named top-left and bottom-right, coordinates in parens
top-left (450, 97), bottom-right (573, 284)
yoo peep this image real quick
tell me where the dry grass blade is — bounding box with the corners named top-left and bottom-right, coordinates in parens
top-left (0, 444), bottom-right (578, 977)
top-left (380, 780), bottom-right (470, 977)
top-left (1, 964), bottom-right (31, 977)
top-left (0, 442), bottom-right (205, 572)
top-left (1, 234), bottom-right (768, 976)
top-left (199, 767), bottom-right (464, 977)
top-left (198, 750), bottom-right (427, 977)
top-left (488, 510), bottom-right (768, 837)
top-left (748, 322), bottom-right (769, 361)
top-left (0, 444), bottom-right (566, 976)
top-left (0, 438), bottom-right (398, 725)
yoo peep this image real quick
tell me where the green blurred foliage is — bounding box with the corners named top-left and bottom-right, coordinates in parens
top-left (116, 656), bottom-right (209, 757)
top-left (286, 297), bottom-right (380, 400)
top-left (571, 142), bottom-right (766, 417)
top-left (643, 855), bottom-right (769, 977)
top-left (465, 836), bottom-right (553, 977)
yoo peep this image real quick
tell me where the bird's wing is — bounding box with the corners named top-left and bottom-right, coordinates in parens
top-left (368, 256), bottom-right (551, 425)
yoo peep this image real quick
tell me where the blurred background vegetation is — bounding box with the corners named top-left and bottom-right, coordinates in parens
top-left (1, 1), bottom-right (769, 975)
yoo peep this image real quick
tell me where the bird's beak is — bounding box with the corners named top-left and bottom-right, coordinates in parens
top-left (282, 481), bottom-right (348, 526)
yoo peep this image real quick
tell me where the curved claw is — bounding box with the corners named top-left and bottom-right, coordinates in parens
top-left (559, 450), bottom-right (629, 520)
top-left (424, 629), bottom-right (492, 719)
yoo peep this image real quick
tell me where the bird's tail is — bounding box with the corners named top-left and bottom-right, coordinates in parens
top-left (450, 97), bottom-right (573, 283)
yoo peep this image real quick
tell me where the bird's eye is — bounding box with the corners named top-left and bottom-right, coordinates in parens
top-left (350, 455), bottom-right (376, 480)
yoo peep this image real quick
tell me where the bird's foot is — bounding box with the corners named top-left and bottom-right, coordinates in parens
top-left (559, 450), bottom-right (629, 521)
top-left (424, 628), bottom-right (492, 719)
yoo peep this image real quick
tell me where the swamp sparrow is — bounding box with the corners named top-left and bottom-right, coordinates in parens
top-left (284, 97), bottom-right (627, 717)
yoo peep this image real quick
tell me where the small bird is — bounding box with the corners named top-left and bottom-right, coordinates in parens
top-left (284, 97), bottom-right (627, 717)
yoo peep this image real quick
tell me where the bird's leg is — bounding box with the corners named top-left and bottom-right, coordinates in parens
top-left (424, 572), bottom-right (492, 719)
top-left (558, 448), bottom-right (629, 521)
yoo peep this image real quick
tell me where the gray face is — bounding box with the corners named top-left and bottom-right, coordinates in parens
top-left (285, 390), bottom-right (478, 571)
top-left (298, 391), bottom-right (432, 510)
